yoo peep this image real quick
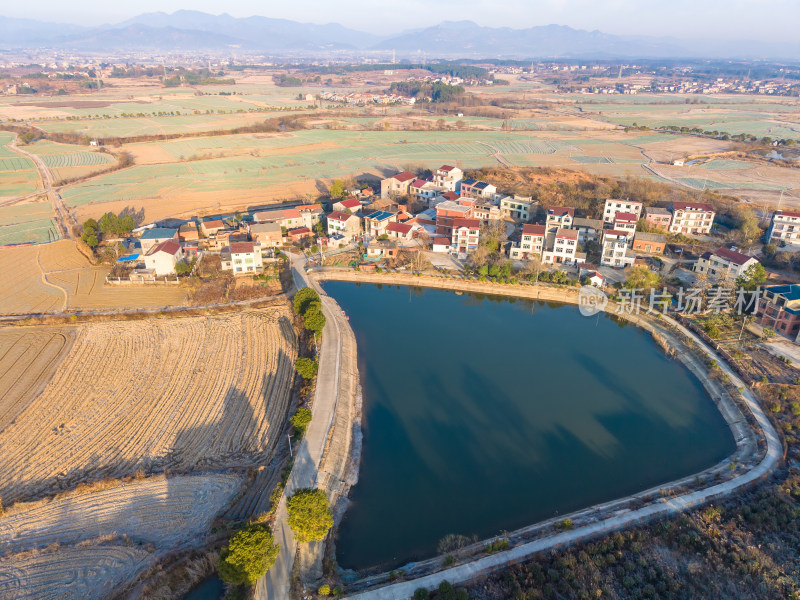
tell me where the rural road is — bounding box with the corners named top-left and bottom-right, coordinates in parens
top-left (257, 253), bottom-right (345, 600)
top-left (8, 139), bottom-right (72, 239)
top-left (343, 312), bottom-right (782, 599)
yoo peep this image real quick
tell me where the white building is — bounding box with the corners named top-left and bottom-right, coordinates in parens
top-left (543, 228), bottom-right (582, 265)
top-left (694, 248), bottom-right (759, 281)
top-left (613, 212), bottom-right (638, 238)
top-left (603, 199), bottom-right (643, 224)
top-left (451, 218), bottom-right (481, 258)
top-left (669, 201), bottom-right (715, 235)
top-left (767, 210), bottom-right (800, 247)
top-left (601, 230), bottom-right (635, 268)
top-left (545, 207), bottom-right (574, 232)
top-left (327, 211), bottom-right (361, 243)
top-left (380, 171), bottom-right (416, 198)
top-left (223, 241), bottom-right (264, 275)
top-left (432, 165), bottom-right (463, 192)
top-left (143, 240), bottom-right (184, 275)
top-left (500, 195), bottom-right (535, 222)
top-left (509, 224), bottom-right (545, 260)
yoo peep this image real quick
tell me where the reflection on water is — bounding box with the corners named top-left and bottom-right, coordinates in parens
top-left (327, 282), bottom-right (736, 571)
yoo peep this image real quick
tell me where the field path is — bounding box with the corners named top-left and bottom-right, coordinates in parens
top-left (35, 249), bottom-right (67, 312)
top-left (8, 139), bottom-right (71, 239)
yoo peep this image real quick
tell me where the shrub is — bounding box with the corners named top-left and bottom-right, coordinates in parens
top-left (318, 583), bottom-right (331, 596)
top-left (414, 588), bottom-right (430, 600)
top-left (485, 539), bottom-right (509, 553)
top-left (304, 306), bottom-right (327, 334)
top-left (286, 488), bottom-right (334, 543)
top-left (294, 358), bottom-right (318, 379)
top-left (217, 523), bottom-right (280, 585)
top-left (561, 518), bottom-right (574, 530)
top-left (291, 407), bottom-right (313, 435)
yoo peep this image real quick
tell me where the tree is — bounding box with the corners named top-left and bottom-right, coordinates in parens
top-left (294, 358), bottom-right (318, 380)
top-left (623, 264), bottom-right (661, 290)
top-left (734, 206), bottom-right (761, 245)
top-left (290, 407), bottom-right (313, 435)
top-left (304, 306), bottom-right (326, 334)
top-left (217, 523), bottom-right (280, 586)
top-left (293, 287), bottom-right (320, 315)
top-left (174, 261), bottom-right (193, 276)
top-left (286, 488), bottom-right (334, 543)
top-left (81, 218), bottom-right (100, 248)
top-left (762, 243), bottom-right (777, 261)
top-left (737, 262), bottom-right (767, 291)
top-left (329, 179), bottom-right (346, 200)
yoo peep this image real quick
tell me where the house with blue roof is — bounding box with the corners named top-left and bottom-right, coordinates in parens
top-left (364, 210), bottom-right (398, 237)
top-left (756, 284), bottom-right (800, 343)
top-left (139, 228), bottom-right (178, 252)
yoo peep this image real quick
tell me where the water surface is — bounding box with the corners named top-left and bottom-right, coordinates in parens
top-left (326, 282), bottom-right (735, 570)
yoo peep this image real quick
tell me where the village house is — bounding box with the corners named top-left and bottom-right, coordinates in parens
top-left (380, 171), bottom-right (416, 198)
top-left (298, 204), bottom-right (324, 229)
top-left (287, 227), bottom-right (314, 243)
top-left (603, 199), bottom-right (643, 223)
top-left (254, 208), bottom-right (304, 230)
top-left (386, 221), bottom-right (415, 241)
top-left (580, 266), bottom-right (605, 287)
top-left (143, 240), bottom-right (183, 275)
top-left (326, 211), bottom-right (361, 243)
top-left (545, 207), bottom-right (575, 232)
top-left (200, 219), bottom-right (225, 237)
top-left (206, 228), bottom-right (248, 253)
top-left (472, 201), bottom-right (501, 222)
top-left (451, 218), bottom-right (481, 259)
top-left (644, 206), bottom-right (672, 230)
top-left (669, 201), bottom-right (715, 235)
top-left (509, 224), bottom-right (546, 260)
top-left (432, 165), bottom-right (463, 192)
top-left (755, 284), bottom-right (800, 342)
top-left (366, 239), bottom-right (398, 259)
top-left (767, 210), bottom-right (800, 247)
top-left (500, 195), bottom-right (535, 222)
top-left (459, 178), bottom-right (497, 200)
top-left (178, 223), bottom-right (199, 242)
top-left (632, 232), bottom-right (667, 254)
top-left (332, 197), bottom-right (362, 213)
top-left (221, 241), bottom-right (263, 275)
top-left (601, 230), bottom-right (635, 268)
top-left (543, 228), bottom-right (582, 265)
top-left (248, 222), bottom-right (283, 247)
top-left (365, 210), bottom-right (398, 237)
top-left (139, 227), bottom-right (178, 253)
top-left (694, 247), bottom-right (759, 281)
top-left (613, 212), bottom-right (638, 237)
top-left (435, 200), bottom-right (474, 236)
top-left (572, 217), bottom-right (603, 244)
top-left (432, 236), bottom-right (452, 253)
top-left (409, 179), bottom-right (440, 204)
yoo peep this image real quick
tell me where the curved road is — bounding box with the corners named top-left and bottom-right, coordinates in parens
top-left (344, 313), bottom-right (782, 599)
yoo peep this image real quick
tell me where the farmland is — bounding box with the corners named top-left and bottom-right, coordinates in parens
top-left (0, 307), bottom-right (297, 504)
top-left (25, 140), bottom-right (116, 183)
top-left (0, 132), bottom-right (41, 200)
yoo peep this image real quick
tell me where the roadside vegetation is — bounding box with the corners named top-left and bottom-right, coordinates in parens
top-left (286, 488), bottom-right (334, 543)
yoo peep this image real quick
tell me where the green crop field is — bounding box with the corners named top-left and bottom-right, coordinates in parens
top-left (0, 201), bottom-right (59, 245)
top-left (0, 134), bottom-right (41, 198)
top-left (699, 159), bottom-right (756, 170)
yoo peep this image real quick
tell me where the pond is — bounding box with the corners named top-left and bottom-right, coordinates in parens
top-left (325, 282), bottom-right (736, 571)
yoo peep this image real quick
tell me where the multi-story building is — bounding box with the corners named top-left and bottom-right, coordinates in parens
top-left (767, 210), bottom-right (800, 247)
top-left (613, 212), bottom-right (638, 237)
top-left (248, 222), bottom-right (283, 247)
top-left (545, 207), bottom-right (574, 232)
top-left (223, 241), bottom-right (263, 275)
top-left (143, 240), bottom-right (184, 275)
top-left (364, 210), bottom-right (398, 237)
top-left (632, 232), bottom-right (667, 254)
top-left (472, 201), bottom-right (501, 222)
top-left (326, 211), bottom-right (361, 243)
top-left (432, 165), bottom-right (463, 192)
top-left (601, 230), bottom-right (635, 268)
top-left (509, 224), bottom-right (545, 260)
top-left (139, 227), bottom-right (178, 253)
top-left (380, 171), bottom-right (416, 198)
top-left (572, 217), bottom-right (603, 244)
top-left (435, 200), bottom-right (474, 236)
top-left (451, 218), bottom-right (481, 258)
top-left (603, 199), bottom-right (643, 223)
top-left (694, 248), bottom-right (759, 281)
top-left (499, 195), bottom-right (535, 222)
top-left (669, 201), bottom-right (715, 235)
top-left (409, 179), bottom-right (440, 204)
top-left (755, 284), bottom-right (800, 342)
top-left (543, 228), bottom-right (582, 265)
top-left (459, 178), bottom-right (497, 200)
top-left (644, 206), bottom-right (672, 230)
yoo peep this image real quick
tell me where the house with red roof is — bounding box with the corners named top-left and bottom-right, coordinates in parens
top-left (380, 171), bottom-right (416, 198)
top-left (433, 165), bottom-right (463, 192)
top-left (545, 207), bottom-right (575, 232)
top-left (143, 240), bottom-right (184, 276)
top-left (543, 228), bottom-right (584, 265)
top-left (451, 218), bottom-right (481, 258)
top-left (386, 221), bottom-right (415, 241)
top-left (669, 201), bottom-right (715, 235)
top-left (613, 211), bottom-right (638, 237)
top-left (694, 247), bottom-right (759, 281)
top-left (409, 179), bottom-right (439, 204)
top-left (221, 241), bottom-right (264, 275)
top-left (509, 224), bottom-right (546, 260)
top-left (767, 210), bottom-right (800, 247)
top-left (432, 236), bottom-right (452, 254)
top-left (332, 197), bottom-right (362, 213)
top-left (327, 211), bottom-right (361, 243)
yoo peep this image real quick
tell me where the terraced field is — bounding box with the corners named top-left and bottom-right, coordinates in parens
top-left (0, 545), bottom-right (153, 600)
top-left (0, 474), bottom-right (244, 554)
top-left (0, 308), bottom-right (297, 503)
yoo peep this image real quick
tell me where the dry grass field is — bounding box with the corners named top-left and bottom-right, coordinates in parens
top-left (0, 240), bottom-right (188, 315)
top-left (0, 327), bottom-right (76, 432)
top-left (0, 307), bottom-right (297, 504)
top-left (0, 545), bottom-right (153, 600)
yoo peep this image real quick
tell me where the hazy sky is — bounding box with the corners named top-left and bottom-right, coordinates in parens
top-left (6, 0), bottom-right (797, 41)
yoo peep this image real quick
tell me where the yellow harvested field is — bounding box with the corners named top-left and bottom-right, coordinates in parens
top-left (0, 240), bottom-right (188, 315)
top-left (0, 327), bottom-right (76, 432)
top-left (0, 308), bottom-right (297, 503)
top-left (0, 473), bottom-right (243, 554)
top-left (0, 545), bottom-right (153, 600)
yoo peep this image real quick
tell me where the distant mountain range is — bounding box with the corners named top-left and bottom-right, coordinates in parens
top-left (1, 11), bottom-right (798, 59)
